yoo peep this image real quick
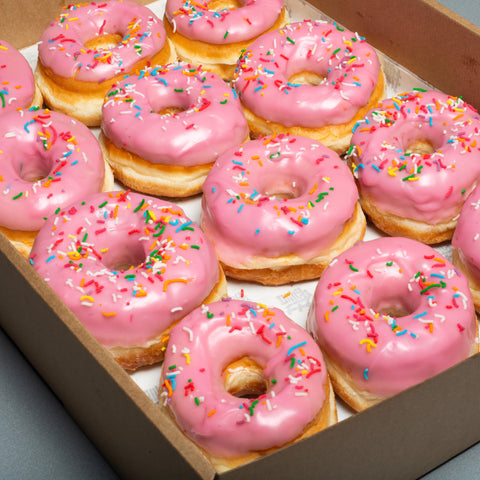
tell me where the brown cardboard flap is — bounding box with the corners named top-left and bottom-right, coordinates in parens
top-left (219, 353), bottom-right (480, 480)
top-left (310, 0), bottom-right (480, 110)
top-left (0, 233), bottom-right (215, 480)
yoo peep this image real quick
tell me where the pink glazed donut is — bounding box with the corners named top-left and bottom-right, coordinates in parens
top-left (164, 0), bottom-right (289, 80)
top-left (307, 236), bottom-right (479, 412)
top-left (35, 1), bottom-right (176, 126)
top-left (0, 108), bottom-right (113, 257)
top-left (452, 184), bottom-right (480, 311)
top-left (200, 133), bottom-right (366, 285)
top-left (0, 40), bottom-right (43, 114)
top-left (160, 299), bottom-right (337, 471)
top-left (30, 190), bottom-right (227, 370)
top-left (348, 90), bottom-right (480, 244)
top-left (100, 63), bottom-right (249, 197)
top-left (232, 20), bottom-right (386, 154)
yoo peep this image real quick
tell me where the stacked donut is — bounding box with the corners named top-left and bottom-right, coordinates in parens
top-left (3, 0), bottom-right (480, 473)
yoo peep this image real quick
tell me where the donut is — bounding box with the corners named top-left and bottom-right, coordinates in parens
top-left (35, 1), bottom-right (176, 126)
top-left (200, 133), bottom-right (366, 285)
top-left (29, 190), bottom-right (227, 370)
top-left (232, 20), bottom-right (386, 154)
top-left (0, 40), bottom-right (43, 114)
top-left (306, 236), bottom-right (479, 412)
top-left (452, 184), bottom-right (480, 312)
top-left (163, 0), bottom-right (289, 81)
top-left (160, 298), bottom-right (337, 472)
top-left (99, 63), bottom-right (249, 197)
top-left (347, 90), bottom-right (480, 244)
top-left (0, 108), bottom-right (113, 257)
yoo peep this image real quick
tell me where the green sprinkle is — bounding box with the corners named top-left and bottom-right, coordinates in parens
top-left (349, 264), bottom-right (358, 272)
top-left (332, 305), bottom-right (339, 312)
top-left (194, 397), bottom-right (200, 406)
top-left (191, 245), bottom-right (200, 249)
top-left (286, 36), bottom-right (295, 44)
top-left (413, 87), bottom-right (427, 92)
top-left (174, 88), bottom-right (184, 93)
top-left (332, 48), bottom-right (341, 56)
top-left (82, 233), bottom-right (88, 243)
top-left (220, 99), bottom-right (227, 104)
top-left (271, 378), bottom-right (277, 384)
top-left (224, 30), bottom-right (229, 39)
top-left (12, 192), bottom-right (23, 200)
top-left (386, 261), bottom-right (393, 266)
top-left (98, 201), bottom-right (108, 208)
top-left (134, 199), bottom-right (145, 212)
top-left (168, 364), bottom-right (177, 370)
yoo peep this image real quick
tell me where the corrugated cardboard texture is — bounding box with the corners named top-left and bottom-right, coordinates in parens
top-left (311, 0), bottom-right (480, 110)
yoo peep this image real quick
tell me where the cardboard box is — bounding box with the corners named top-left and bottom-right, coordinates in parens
top-left (1, 0), bottom-right (480, 479)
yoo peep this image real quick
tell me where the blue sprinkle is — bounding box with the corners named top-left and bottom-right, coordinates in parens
top-left (372, 164), bottom-right (381, 172)
top-left (46, 255), bottom-right (56, 263)
top-left (364, 368), bottom-right (368, 380)
top-left (413, 311), bottom-right (427, 319)
top-left (237, 204), bottom-right (244, 213)
top-left (255, 229), bottom-right (260, 235)
top-left (287, 341), bottom-right (307, 358)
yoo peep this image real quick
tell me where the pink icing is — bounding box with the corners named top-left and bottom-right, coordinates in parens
top-left (0, 108), bottom-right (106, 231)
top-left (232, 20), bottom-right (381, 128)
top-left (164, 0), bottom-right (285, 44)
top-left (0, 40), bottom-right (36, 113)
top-left (29, 191), bottom-right (221, 348)
top-left (452, 184), bottom-right (480, 283)
top-left (201, 134), bottom-right (359, 265)
top-left (349, 90), bottom-right (480, 223)
top-left (161, 299), bottom-right (328, 458)
top-left (306, 236), bottom-right (477, 398)
top-left (38, 1), bottom-right (167, 82)
top-left (101, 63), bottom-right (249, 166)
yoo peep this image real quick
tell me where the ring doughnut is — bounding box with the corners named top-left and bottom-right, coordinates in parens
top-left (232, 20), bottom-right (386, 153)
top-left (29, 190), bottom-right (227, 370)
top-left (200, 133), bottom-right (366, 285)
top-left (164, 0), bottom-right (289, 81)
top-left (348, 90), bottom-right (480, 244)
top-left (452, 184), bottom-right (480, 311)
top-left (99, 63), bottom-right (249, 197)
top-left (307, 236), bottom-right (479, 412)
top-left (160, 298), bottom-right (337, 472)
top-left (35, 1), bottom-right (176, 126)
top-left (0, 108), bottom-right (113, 257)
top-left (0, 40), bottom-right (43, 114)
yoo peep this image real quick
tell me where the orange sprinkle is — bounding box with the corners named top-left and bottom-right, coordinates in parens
top-left (163, 278), bottom-right (188, 292)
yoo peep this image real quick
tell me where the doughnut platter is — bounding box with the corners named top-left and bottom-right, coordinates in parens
top-left (5, 0), bottom-right (480, 477)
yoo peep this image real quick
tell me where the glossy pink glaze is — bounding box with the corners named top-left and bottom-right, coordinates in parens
top-left (201, 134), bottom-right (359, 264)
top-left (30, 191), bottom-right (221, 348)
top-left (0, 40), bottom-right (36, 113)
top-left (307, 236), bottom-right (477, 398)
top-left (161, 299), bottom-right (328, 458)
top-left (0, 108), bottom-right (106, 231)
top-left (452, 184), bottom-right (480, 283)
top-left (101, 63), bottom-right (249, 166)
top-left (232, 20), bottom-right (381, 128)
top-left (165, 0), bottom-right (284, 44)
top-left (350, 90), bottom-right (480, 223)
top-left (38, 1), bottom-right (167, 82)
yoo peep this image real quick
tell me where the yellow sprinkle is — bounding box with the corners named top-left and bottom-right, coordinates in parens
top-left (80, 295), bottom-right (94, 303)
top-left (183, 353), bottom-right (191, 364)
top-left (360, 339), bottom-right (377, 353)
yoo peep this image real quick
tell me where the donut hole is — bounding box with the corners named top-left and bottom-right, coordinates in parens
top-left (102, 243), bottom-right (148, 272)
top-left (207, 0), bottom-right (243, 11)
top-left (288, 71), bottom-right (325, 86)
top-left (260, 174), bottom-right (306, 200)
top-left (12, 155), bottom-right (54, 183)
top-left (405, 139), bottom-right (436, 156)
top-left (370, 291), bottom-right (420, 318)
top-left (157, 106), bottom-right (187, 116)
top-left (84, 33), bottom-right (124, 51)
top-left (223, 357), bottom-right (268, 399)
